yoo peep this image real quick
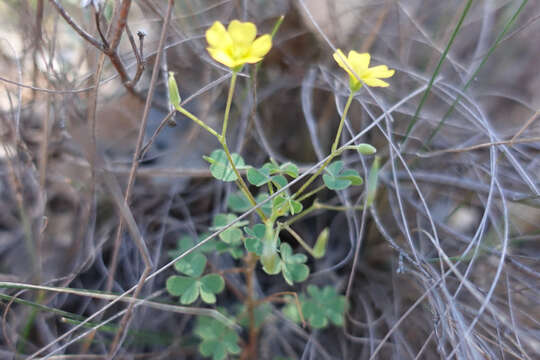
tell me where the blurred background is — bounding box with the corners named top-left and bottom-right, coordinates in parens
top-left (0, 0), bottom-right (539, 359)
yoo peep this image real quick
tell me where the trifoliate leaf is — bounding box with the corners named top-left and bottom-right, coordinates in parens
top-left (237, 303), bottom-right (272, 328)
top-left (280, 243), bottom-right (309, 285)
top-left (273, 194), bottom-right (303, 215)
top-left (195, 317), bottom-right (241, 360)
top-left (301, 285), bottom-right (347, 328)
top-left (323, 160), bottom-right (363, 190)
top-left (200, 340), bottom-right (226, 360)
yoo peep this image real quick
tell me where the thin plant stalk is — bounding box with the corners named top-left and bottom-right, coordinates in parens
top-left (294, 91), bottom-right (355, 199)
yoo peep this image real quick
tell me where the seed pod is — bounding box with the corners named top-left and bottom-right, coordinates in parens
top-left (168, 72), bottom-right (181, 108)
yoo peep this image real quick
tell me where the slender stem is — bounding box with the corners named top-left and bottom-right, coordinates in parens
top-left (296, 185), bottom-right (325, 203)
top-left (281, 223), bottom-right (317, 258)
top-left (218, 72), bottom-right (266, 221)
top-left (293, 156), bottom-right (334, 200)
top-left (244, 253), bottom-right (258, 359)
top-left (175, 105), bottom-right (220, 138)
top-left (316, 203), bottom-right (364, 211)
top-left (220, 140), bottom-right (266, 220)
top-left (255, 290), bottom-right (305, 326)
top-left (222, 72), bottom-right (237, 138)
top-left (175, 77), bottom-right (263, 221)
top-left (293, 92), bottom-right (355, 199)
top-left (331, 92), bottom-right (354, 152)
top-left (283, 203), bottom-right (317, 227)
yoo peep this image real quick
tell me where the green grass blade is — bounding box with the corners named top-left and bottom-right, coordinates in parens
top-left (424, 0), bottom-right (529, 148)
top-left (401, 0), bottom-right (474, 145)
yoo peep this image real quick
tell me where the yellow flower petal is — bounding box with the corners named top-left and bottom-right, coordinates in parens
top-left (348, 51), bottom-right (370, 72)
top-left (334, 49), bottom-right (395, 90)
top-left (206, 19), bottom-right (272, 69)
top-left (333, 49), bottom-right (354, 78)
top-left (249, 34), bottom-right (272, 58)
top-left (228, 20), bottom-right (256, 46)
top-left (241, 56), bottom-right (264, 64)
top-left (206, 21), bottom-right (232, 49)
top-left (362, 77), bottom-right (390, 87)
top-left (366, 65), bottom-right (395, 78)
top-left (207, 47), bottom-right (236, 68)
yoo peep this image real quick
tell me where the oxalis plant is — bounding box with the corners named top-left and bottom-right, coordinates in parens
top-left (167, 18), bottom-right (394, 360)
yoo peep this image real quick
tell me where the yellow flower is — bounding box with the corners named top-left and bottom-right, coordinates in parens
top-left (206, 20), bottom-right (272, 70)
top-left (333, 49), bottom-right (395, 91)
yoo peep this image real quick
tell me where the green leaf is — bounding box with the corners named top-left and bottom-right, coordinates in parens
top-left (255, 193), bottom-right (273, 218)
top-left (227, 191), bottom-right (272, 218)
top-left (279, 162), bottom-right (299, 178)
top-left (199, 287), bottom-right (217, 304)
top-left (200, 340), bottom-right (226, 360)
top-left (237, 303), bottom-right (272, 328)
top-left (200, 274), bottom-right (225, 294)
top-left (289, 199), bottom-right (303, 215)
top-left (204, 149), bottom-right (247, 182)
top-left (168, 274), bottom-right (224, 305)
top-left (166, 275), bottom-right (200, 305)
top-left (174, 252), bottom-right (206, 277)
top-left (195, 317), bottom-right (240, 360)
top-left (340, 169), bottom-right (363, 185)
top-left (166, 275), bottom-right (195, 297)
top-left (227, 191), bottom-right (252, 213)
top-left (180, 281), bottom-right (200, 305)
top-left (313, 227), bottom-right (329, 259)
top-left (215, 241), bottom-right (244, 259)
top-left (323, 161), bottom-right (363, 190)
top-left (280, 243), bottom-right (309, 285)
top-left (211, 213), bottom-right (247, 244)
top-left (271, 174), bottom-right (288, 189)
top-left (171, 236), bottom-right (207, 277)
top-left (301, 285), bottom-right (347, 329)
top-left (247, 165), bottom-right (272, 186)
top-left (273, 194), bottom-right (303, 216)
top-left (244, 224), bottom-right (265, 255)
top-left (247, 163), bottom-right (291, 189)
top-left (282, 295), bottom-right (305, 324)
top-left (354, 143), bottom-right (377, 155)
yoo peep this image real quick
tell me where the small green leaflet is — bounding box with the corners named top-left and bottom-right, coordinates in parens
top-left (280, 243), bottom-right (309, 285)
top-left (322, 160), bottom-right (363, 190)
top-left (203, 149), bottom-right (248, 182)
top-left (195, 316), bottom-right (241, 360)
